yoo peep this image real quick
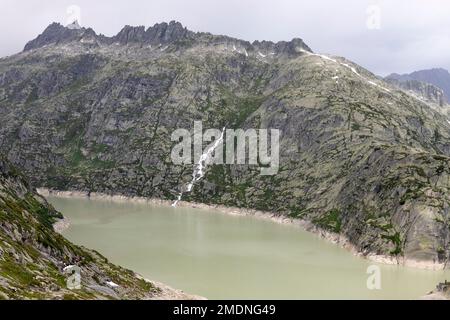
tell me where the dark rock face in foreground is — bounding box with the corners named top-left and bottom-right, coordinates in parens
top-left (0, 157), bottom-right (191, 299)
top-left (1, 21), bottom-right (450, 264)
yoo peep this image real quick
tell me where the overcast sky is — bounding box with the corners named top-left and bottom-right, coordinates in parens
top-left (1, 0), bottom-right (449, 76)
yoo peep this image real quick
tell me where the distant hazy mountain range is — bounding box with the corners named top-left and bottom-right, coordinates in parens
top-left (386, 68), bottom-right (450, 106)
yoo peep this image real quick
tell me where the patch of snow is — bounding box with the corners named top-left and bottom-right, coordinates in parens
top-left (332, 76), bottom-right (339, 84)
top-left (80, 38), bottom-right (95, 44)
top-left (106, 281), bottom-right (119, 289)
top-left (299, 49), bottom-right (391, 93)
top-left (63, 265), bottom-right (77, 272)
top-left (367, 80), bottom-right (391, 93)
top-left (243, 49), bottom-right (249, 57)
top-left (340, 62), bottom-right (360, 76)
top-left (160, 46), bottom-right (168, 52)
top-left (258, 52), bottom-right (267, 58)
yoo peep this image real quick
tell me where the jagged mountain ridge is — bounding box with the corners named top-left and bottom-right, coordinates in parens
top-left (23, 20), bottom-right (312, 57)
top-left (386, 68), bottom-right (450, 103)
top-left (385, 78), bottom-right (448, 108)
top-left (1, 21), bottom-right (450, 265)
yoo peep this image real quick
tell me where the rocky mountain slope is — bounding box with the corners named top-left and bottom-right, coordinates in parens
top-left (0, 156), bottom-right (196, 299)
top-left (385, 77), bottom-right (448, 109)
top-left (386, 68), bottom-right (450, 103)
top-left (0, 21), bottom-right (450, 265)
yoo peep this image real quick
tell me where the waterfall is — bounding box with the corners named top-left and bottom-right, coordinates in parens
top-left (172, 128), bottom-right (225, 207)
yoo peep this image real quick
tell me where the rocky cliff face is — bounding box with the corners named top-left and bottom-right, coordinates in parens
top-left (385, 78), bottom-right (448, 108)
top-left (1, 22), bottom-right (450, 265)
top-left (386, 69), bottom-right (450, 103)
top-left (0, 156), bottom-right (194, 299)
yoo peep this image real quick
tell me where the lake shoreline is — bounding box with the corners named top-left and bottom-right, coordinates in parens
top-left (38, 187), bottom-right (446, 272)
top-left (44, 188), bottom-right (206, 300)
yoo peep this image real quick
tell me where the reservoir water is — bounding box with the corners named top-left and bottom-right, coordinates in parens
top-left (48, 196), bottom-right (449, 299)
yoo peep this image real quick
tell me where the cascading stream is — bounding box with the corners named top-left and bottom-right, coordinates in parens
top-left (172, 128), bottom-right (225, 207)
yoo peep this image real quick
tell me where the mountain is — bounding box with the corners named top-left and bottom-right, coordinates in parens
top-left (0, 21), bottom-right (450, 265)
top-left (385, 78), bottom-right (447, 108)
top-left (386, 68), bottom-right (450, 103)
top-left (22, 21), bottom-right (310, 54)
top-left (0, 157), bottom-right (196, 299)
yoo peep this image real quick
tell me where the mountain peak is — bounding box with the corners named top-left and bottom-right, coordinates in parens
top-left (23, 20), bottom-right (195, 50)
top-left (23, 22), bottom-right (87, 51)
top-left (113, 20), bottom-right (193, 45)
top-left (66, 20), bottom-right (82, 30)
